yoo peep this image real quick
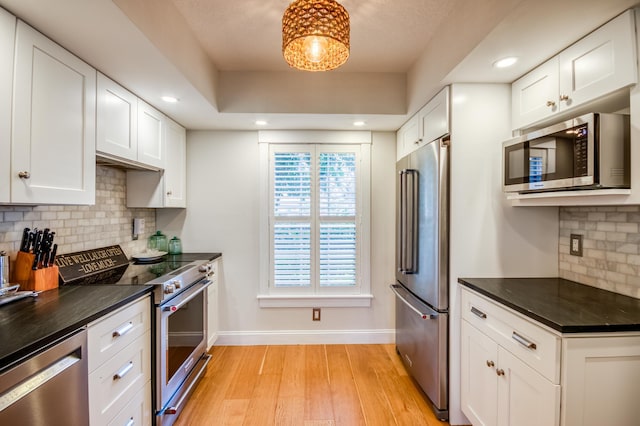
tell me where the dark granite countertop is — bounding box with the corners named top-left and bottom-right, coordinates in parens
top-left (0, 285), bottom-right (152, 372)
top-left (166, 252), bottom-right (221, 262)
top-left (458, 277), bottom-right (640, 333)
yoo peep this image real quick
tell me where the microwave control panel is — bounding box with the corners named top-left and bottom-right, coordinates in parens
top-left (573, 124), bottom-right (588, 177)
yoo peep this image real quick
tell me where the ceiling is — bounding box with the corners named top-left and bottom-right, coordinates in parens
top-left (0, 0), bottom-right (637, 131)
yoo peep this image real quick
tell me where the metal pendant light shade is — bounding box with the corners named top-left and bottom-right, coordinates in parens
top-left (282, 0), bottom-right (350, 72)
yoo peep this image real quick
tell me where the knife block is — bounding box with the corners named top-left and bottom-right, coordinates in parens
top-left (12, 251), bottom-right (59, 292)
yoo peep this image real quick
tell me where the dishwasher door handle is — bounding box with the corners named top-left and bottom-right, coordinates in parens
top-left (390, 284), bottom-right (437, 320)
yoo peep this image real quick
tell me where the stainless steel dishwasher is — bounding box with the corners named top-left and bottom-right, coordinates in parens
top-left (0, 328), bottom-right (88, 425)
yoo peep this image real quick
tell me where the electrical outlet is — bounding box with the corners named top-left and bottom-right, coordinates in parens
top-left (570, 234), bottom-right (583, 256)
top-left (312, 308), bottom-right (321, 321)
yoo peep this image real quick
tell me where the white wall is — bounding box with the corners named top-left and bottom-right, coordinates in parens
top-left (448, 83), bottom-right (560, 425)
top-left (157, 130), bottom-right (397, 344)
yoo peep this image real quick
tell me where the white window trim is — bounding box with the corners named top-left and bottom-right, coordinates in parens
top-left (258, 131), bottom-right (372, 308)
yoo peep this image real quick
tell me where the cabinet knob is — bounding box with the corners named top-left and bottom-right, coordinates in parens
top-left (496, 368), bottom-right (505, 376)
top-left (166, 190), bottom-right (172, 196)
top-left (486, 360), bottom-right (495, 368)
top-left (546, 100), bottom-right (556, 108)
top-left (414, 138), bottom-right (423, 145)
top-left (559, 94), bottom-right (570, 102)
top-left (18, 171), bottom-right (30, 179)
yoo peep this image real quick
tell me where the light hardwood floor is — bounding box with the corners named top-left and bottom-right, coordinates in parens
top-left (175, 344), bottom-right (450, 426)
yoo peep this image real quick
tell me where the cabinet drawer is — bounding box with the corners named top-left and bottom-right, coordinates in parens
top-left (107, 380), bottom-right (152, 426)
top-left (89, 331), bottom-right (151, 425)
top-left (88, 296), bottom-right (150, 372)
top-left (461, 288), bottom-right (560, 383)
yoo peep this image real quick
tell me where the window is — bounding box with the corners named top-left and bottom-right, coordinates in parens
top-left (258, 133), bottom-right (371, 307)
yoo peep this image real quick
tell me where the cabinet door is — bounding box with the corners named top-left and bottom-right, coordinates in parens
top-left (0, 9), bottom-right (15, 203)
top-left (137, 100), bottom-right (165, 169)
top-left (559, 10), bottom-right (637, 111)
top-left (164, 118), bottom-right (186, 208)
top-left (562, 335), bottom-right (640, 426)
top-left (497, 347), bottom-right (560, 426)
top-left (12, 21), bottom-right (96, 205)
top-left (461, 320), bottom-right (499, 426)
top-left (396, 116), bottom-right (420, 160)
top-left (96, 73), bottom-right (138, 161)
top-left (420, 87), bottom-right (449, 144)
top-left (511, 57), bottom-right (558, 130)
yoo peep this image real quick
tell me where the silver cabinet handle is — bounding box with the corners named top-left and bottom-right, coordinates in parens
top-left (390, 284), bottom-right (436, 320)
top-left (113, 361), bottom-right (134, 380)
top-left (470, 306), bottom-right (486, 319)
top-left (112, 322), bottom-right (134, 338)
top-left (18, 171), bottom-right (30, 179)
top-left (125, 418), bottom-right (134, 426)
top-left (512, 331), bottom-right (537, 350)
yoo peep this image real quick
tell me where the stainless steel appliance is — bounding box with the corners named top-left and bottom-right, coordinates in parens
top-left (391, 135), bottom-right (449, 421)
top-left (149, 260), bottom-right (213, 426)
top-left (0, 328), bottom-right (88, 426)
top-left (503, 112), bottom-right (630, 193)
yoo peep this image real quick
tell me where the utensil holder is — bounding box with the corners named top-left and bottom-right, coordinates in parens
top-left (12, 251), bottom-right (59, 292)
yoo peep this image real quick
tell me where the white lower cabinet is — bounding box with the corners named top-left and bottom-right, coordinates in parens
top-left (207, 259), bottom-right (219, 349)
top-left (461, 286), bottom-right (640, 426)
top-left (88, 296), bottom-right (151, 426)
top-left (461, 320), bottom-right (559, 426)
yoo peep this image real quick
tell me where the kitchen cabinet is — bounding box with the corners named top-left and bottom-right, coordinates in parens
top-left (11, 20), bottom-right (96, 205)
top-left (0, 8), bottom-right (15, 203)
top-left (207, 259), bottom-right (220, 349)
top-left (461, 285), bottom-right (640, 426)
top-left (397, 87), bottom-right (449, 160)
top-left (96, 72), bottom-right (139, 163)
top-left (461, 290), bottom-right (560, 426)
top-left (512, 9), bottom-right (637, 130)
top-left (87, 295), bottom-right (151, 426)
top-left (126, 117), bottom-right (187, 208)
top-left (137, 99), bottom-right (165, 170)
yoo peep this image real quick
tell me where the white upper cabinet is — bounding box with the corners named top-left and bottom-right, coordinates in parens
top-left (0, 9), bottom-right (15, 203)
top-left (512, 9), bottom-right (637, 130)
top-left (12, 21), bottom-right (96, 205)
top-left (96, 72), bottom-right (138, 162)
top-left (137, 100), bottom-right (165, 170)
top-left (163, 118), bottom-right (186, 207)
top-left (127, 116), bottom-right (186, 208)
top-left (397, 87), bottom-right (450, 160)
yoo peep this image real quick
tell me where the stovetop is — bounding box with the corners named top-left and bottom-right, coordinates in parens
top-left (110, 253), bottom-right (220, 286)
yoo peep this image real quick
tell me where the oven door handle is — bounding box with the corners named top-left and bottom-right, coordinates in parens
top-left (163, 280), bottom-right (212, 312)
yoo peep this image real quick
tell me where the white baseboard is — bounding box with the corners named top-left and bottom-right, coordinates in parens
top-left (214, 329), bottom-right (395, 346)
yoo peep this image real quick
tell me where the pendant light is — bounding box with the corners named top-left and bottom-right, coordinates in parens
top-left (282, 0), bottom-right (350, 72)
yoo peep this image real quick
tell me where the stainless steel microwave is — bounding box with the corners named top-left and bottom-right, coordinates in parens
top-left (503, 113), bottom-right (630, 193)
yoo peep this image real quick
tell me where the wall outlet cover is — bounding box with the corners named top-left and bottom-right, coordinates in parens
top-left (570, 234), bottom-right (583, 256)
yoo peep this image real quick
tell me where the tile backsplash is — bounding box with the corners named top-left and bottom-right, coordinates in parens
top-left (559, 205), bottom-right (640, 299)
top-left (0, 166), bottom-right (155, 265)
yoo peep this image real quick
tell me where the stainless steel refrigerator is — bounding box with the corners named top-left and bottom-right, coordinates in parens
top-left (390, 135), bottom-right (449, 421)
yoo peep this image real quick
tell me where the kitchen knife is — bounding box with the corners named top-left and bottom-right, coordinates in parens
top-left (49, 244), bottom-right (58, 267)
top-left (19, 228), bottom-right (30, 252)
top-left (31, 251), bottom-right (41, 270)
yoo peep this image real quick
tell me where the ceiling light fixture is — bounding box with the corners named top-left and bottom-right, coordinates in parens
top-left (282, 0), bottom-right (350, 72)
top-left (493, 57), bottom-right (518, 68)
top-left (161, 96), bottom-right (179, 103)
top-left (353, 121), bottom-right (365, 126)
top-left (255, 120), bottom-right (268, 126)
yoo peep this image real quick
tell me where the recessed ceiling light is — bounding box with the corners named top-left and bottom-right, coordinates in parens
top-left (353, 121), bottom-right (366, 126)
top-left (493, 57), bottom-right (518, 68)
top-left (255, 120), bottom-right (268, 126)
top-left (161, 96), bottom-right (178, 103)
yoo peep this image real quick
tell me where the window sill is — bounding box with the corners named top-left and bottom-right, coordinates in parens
top-left (257, 294), bottom-right (373, 308)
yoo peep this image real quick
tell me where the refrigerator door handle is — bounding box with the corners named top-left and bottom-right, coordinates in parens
top-left (398, 169), bottom-right (418, 274)
top-left (390, 284), bottom-right (436, 320)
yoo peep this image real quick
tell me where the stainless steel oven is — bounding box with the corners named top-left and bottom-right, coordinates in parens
top-left (156, 274), bottom-right (211, 426)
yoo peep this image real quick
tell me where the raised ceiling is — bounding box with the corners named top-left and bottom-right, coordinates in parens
top-left (0, 0), bottom-right (637, 130)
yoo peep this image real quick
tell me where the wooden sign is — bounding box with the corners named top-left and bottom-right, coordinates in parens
top-left (56, 245), bottom-right (130, 285)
